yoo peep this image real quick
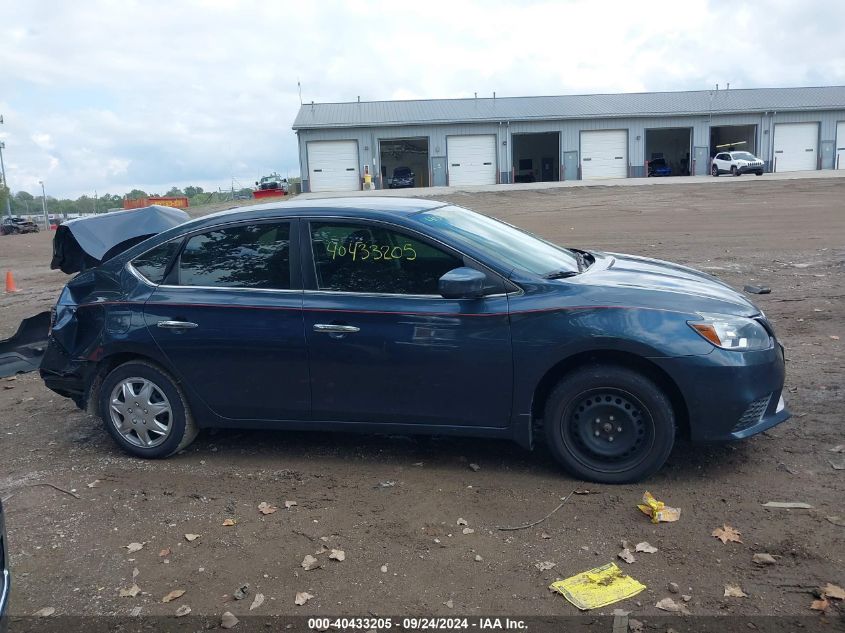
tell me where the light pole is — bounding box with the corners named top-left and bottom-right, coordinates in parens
top-left (39, 180), bottom-right (49, 228)
top-left (0, 141), bottom-right (11, 218)
top-left (0, 114), bottom-right (10, 217)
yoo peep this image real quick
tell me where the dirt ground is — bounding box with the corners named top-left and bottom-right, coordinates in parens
top-left (0, 178), bottom-right (843, 626)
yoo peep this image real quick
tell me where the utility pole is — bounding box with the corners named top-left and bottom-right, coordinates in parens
top-left (39, 180), bottom-right (49, 228)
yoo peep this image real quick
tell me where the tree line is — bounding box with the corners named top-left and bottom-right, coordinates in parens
top-left (1, 184), bottom-right (294, 217)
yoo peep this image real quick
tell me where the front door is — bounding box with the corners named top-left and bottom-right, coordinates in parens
top-left (144, 220), bottom-right (310, 421)
top-left (563, 151), bottom-right (578, 180)
top-left (431, 157), bottom-right (447, 186)
top-left (301, 219), bottom-right (513, 428)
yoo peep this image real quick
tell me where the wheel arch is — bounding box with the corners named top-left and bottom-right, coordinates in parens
top-left (87, 351), bottom-right (173, 418)
top-left (530, 349), bottom-right (690, 439)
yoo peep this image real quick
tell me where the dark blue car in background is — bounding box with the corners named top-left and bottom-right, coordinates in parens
top-left (40, 198), bottom-right (789, 483)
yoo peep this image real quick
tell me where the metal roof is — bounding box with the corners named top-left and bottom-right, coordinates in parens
top-left (293, 86), bottom-right (845, 130)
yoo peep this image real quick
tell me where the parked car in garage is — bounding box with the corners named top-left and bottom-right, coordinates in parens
top-left (0, 499), bottom-right (9, 630)
top-left (388, 166), bottom-right (415, 189)
top-left (712, 151), bottom-right (765, 176)
top-left (1, 216), bottom-right (39, 235)
top-left (647, 158), bottom-right (672, 177)
top-left (40, 198), bottom-right (789, 483)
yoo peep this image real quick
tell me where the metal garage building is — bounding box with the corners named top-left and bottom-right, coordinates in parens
top-left (292, 86), bottom-right (845, 192)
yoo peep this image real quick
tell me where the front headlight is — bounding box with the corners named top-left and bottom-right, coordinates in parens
top-left (688, 313), bottom-right (772, 351)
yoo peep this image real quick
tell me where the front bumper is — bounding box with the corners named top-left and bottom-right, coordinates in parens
top-left (737, 163), bottom-right (764, 174)
top-left (652, 341), bottom-right (790, 442)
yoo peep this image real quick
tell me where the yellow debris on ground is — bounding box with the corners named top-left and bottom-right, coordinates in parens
top-left (637, 491), bottom-right (681, 523)
top-left (549, 562), bottom-right (646, 610)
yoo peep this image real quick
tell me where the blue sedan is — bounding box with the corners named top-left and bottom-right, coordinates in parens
top-left (40, 198), bottom-right (789, 483)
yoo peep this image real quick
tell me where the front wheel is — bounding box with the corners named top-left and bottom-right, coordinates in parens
top-left (99, 360), bottom-right (198, 458)
top-left (543, 365), bottom-right (675, 483)
top-left (755, 171), bottom-right (763, 176)
top-left (711, 165), bottom-right (719, 177)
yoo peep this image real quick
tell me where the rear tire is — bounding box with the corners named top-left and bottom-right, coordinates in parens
top-left (99, 360), bottom-right (198, 458)
top-left (543, 365), bottom-right (675, 484)
top-left (711, 165), bottom-right (719, 177)
top-left (755, 171), bottom-right (763, 176)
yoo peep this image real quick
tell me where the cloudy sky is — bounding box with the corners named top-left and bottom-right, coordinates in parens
top-left (1, 0), bottom-right (843, 198)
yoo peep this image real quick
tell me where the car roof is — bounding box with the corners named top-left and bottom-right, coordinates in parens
top-left (200, 196), bottom-right (448, 223)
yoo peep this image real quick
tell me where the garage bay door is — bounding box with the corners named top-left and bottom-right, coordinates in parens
top-left (836, 122), bottom-right (845, 170)
top-left (581, 130), bottom-right (628, 179)
top-left (308, 141), bottom-right (360, 192)
top-left (447, 135), bottom-right (497, 186)
top-left (773, 123), bottom-right (818, 172)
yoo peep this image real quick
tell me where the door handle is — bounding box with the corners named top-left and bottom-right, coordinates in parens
top-left (313, 324), bottom-right (360, 334)
top-left (157, 320), bottom-right (199, 329)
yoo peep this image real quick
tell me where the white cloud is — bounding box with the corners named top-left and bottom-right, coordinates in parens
top-left (0, 0), bottom-right (842, 197)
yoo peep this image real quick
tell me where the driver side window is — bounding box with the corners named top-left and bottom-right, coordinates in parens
top-left (309, 222), bottom-right (463, 295)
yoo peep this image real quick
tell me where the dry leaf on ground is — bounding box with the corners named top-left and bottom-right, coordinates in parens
top-left (810, 598), bottom-right (829, 612)
top-left (175, 605), bottom-right (191, 617)
top-left (284, 500), bottom-right (297, 509)
top-left (618, 548), bottom-right (636, 564)
top-left (822, 583), bottom-right (845, 600)
top-left (827, 516), bottom-right (845, 527)
top-left (329, 549), bottom-right (345, 561)
top-left (119, 584), bottom-right (140, 598)
top-left (162, 589), bottom-right (186, 603)
top-left (301, 554), bottom-right (319, 570)
top-left (535, 561), bottom-right (556, 571)
top-left (752, 553), bottom-right (777, 565)
top-left (221, 611), bottom-right (239, 628)
top-left (462, 527), bottom-right (474, 535)
top-left (87, 480), bottom-right (100, 488)
top-left (159, 547), bottom-right (171, 557)
top-left (712, 524), bottom-right (742, 544)
top-left (635, 542), bottom-right (658, 553)
top-left (250, 593), bottom-right (265, 610)
top-left (125, 542), bottom-right (143, 553)
top-left (655, 597), bottom-right (689, 614)
top-left (724, 584), bottom-right (748, 598)
top-left (762, 501), bottom-right (813, 509)
top-left (258, 502), bottom-right (277, 515)
top-left (184, 533), bottom-right (201, 542)
top-left (295, 591), bottom-right (314, 606)
top-left (33, 607), bottom-right (55, 617)
top-left (222, 518), bottom-right (236, 526)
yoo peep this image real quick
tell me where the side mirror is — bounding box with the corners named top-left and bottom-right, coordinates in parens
top-left (438, 267), bottom-right (487, 300)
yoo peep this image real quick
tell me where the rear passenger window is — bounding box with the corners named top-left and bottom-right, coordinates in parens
top-left (131, 241), bottom-right (181, 284)
top-left (178, 223), bottom-right (291, 289)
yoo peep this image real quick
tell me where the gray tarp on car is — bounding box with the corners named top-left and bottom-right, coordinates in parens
top-left (50, 205), bottom-right (189, 274)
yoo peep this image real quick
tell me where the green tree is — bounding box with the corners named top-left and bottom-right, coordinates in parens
top-left (165, 186), bottom-right (184, 197)
top-left (126, 189), bottom-right (148, 200)
top-left (184, 185), bottom-right (204, 197)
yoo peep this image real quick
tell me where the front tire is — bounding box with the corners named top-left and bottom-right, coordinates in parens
top-left (99, 361), bottom-right (198, 458)
top-left (755, 171), bottom-right (763, 176)
top-left (711, 165), bottom-right (719, 177)
top-left (543, 365), bottom-right (675, 484)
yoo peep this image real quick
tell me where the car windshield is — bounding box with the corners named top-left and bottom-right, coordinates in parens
top-left (414, 205), bottom-right (580, 275)
top-left (732, 152), bottom-right (757, 160)
top-left (394, 168), bottom-right (412, 177)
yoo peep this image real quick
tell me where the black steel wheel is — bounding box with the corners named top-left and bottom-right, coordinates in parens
top-left (543, 365), bottom-right (675, 483)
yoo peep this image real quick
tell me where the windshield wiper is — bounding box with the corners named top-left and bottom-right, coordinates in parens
top-left (542, 270), bottom-right (580, 279)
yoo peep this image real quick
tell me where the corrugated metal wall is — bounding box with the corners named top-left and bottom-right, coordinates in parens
top-left (297, 109), bottom-right (845, 191)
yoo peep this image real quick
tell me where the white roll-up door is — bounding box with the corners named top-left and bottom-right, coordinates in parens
top-left (581, 130), bottom-right (628, 179)
top-left (308, 141), bottom-right (360, 192)
top-left (836, 122), bottom-right (845, 170)
top-left (447, 135), bottom-right (497, 186)
top-left (773, 123), bottom-right (818, 172)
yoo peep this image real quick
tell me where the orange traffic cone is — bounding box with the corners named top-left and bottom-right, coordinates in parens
top-left (4, 271), bottom-right (19, 293)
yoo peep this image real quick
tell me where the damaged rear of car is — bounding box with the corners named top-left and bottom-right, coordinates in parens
top-left (40, 206), bottom-right (189, 403)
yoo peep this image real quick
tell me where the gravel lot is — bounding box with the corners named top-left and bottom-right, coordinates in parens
top-left (0, 178), bottom-right (843, 627)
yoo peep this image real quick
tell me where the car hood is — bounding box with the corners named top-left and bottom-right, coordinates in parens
top-left (587, 252), bottom-right (758, 316)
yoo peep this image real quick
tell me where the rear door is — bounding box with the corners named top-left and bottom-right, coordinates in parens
top-left (142, 219), bottom-right (310, 421)
top-left (301, 218), bottom-right (513, 428)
